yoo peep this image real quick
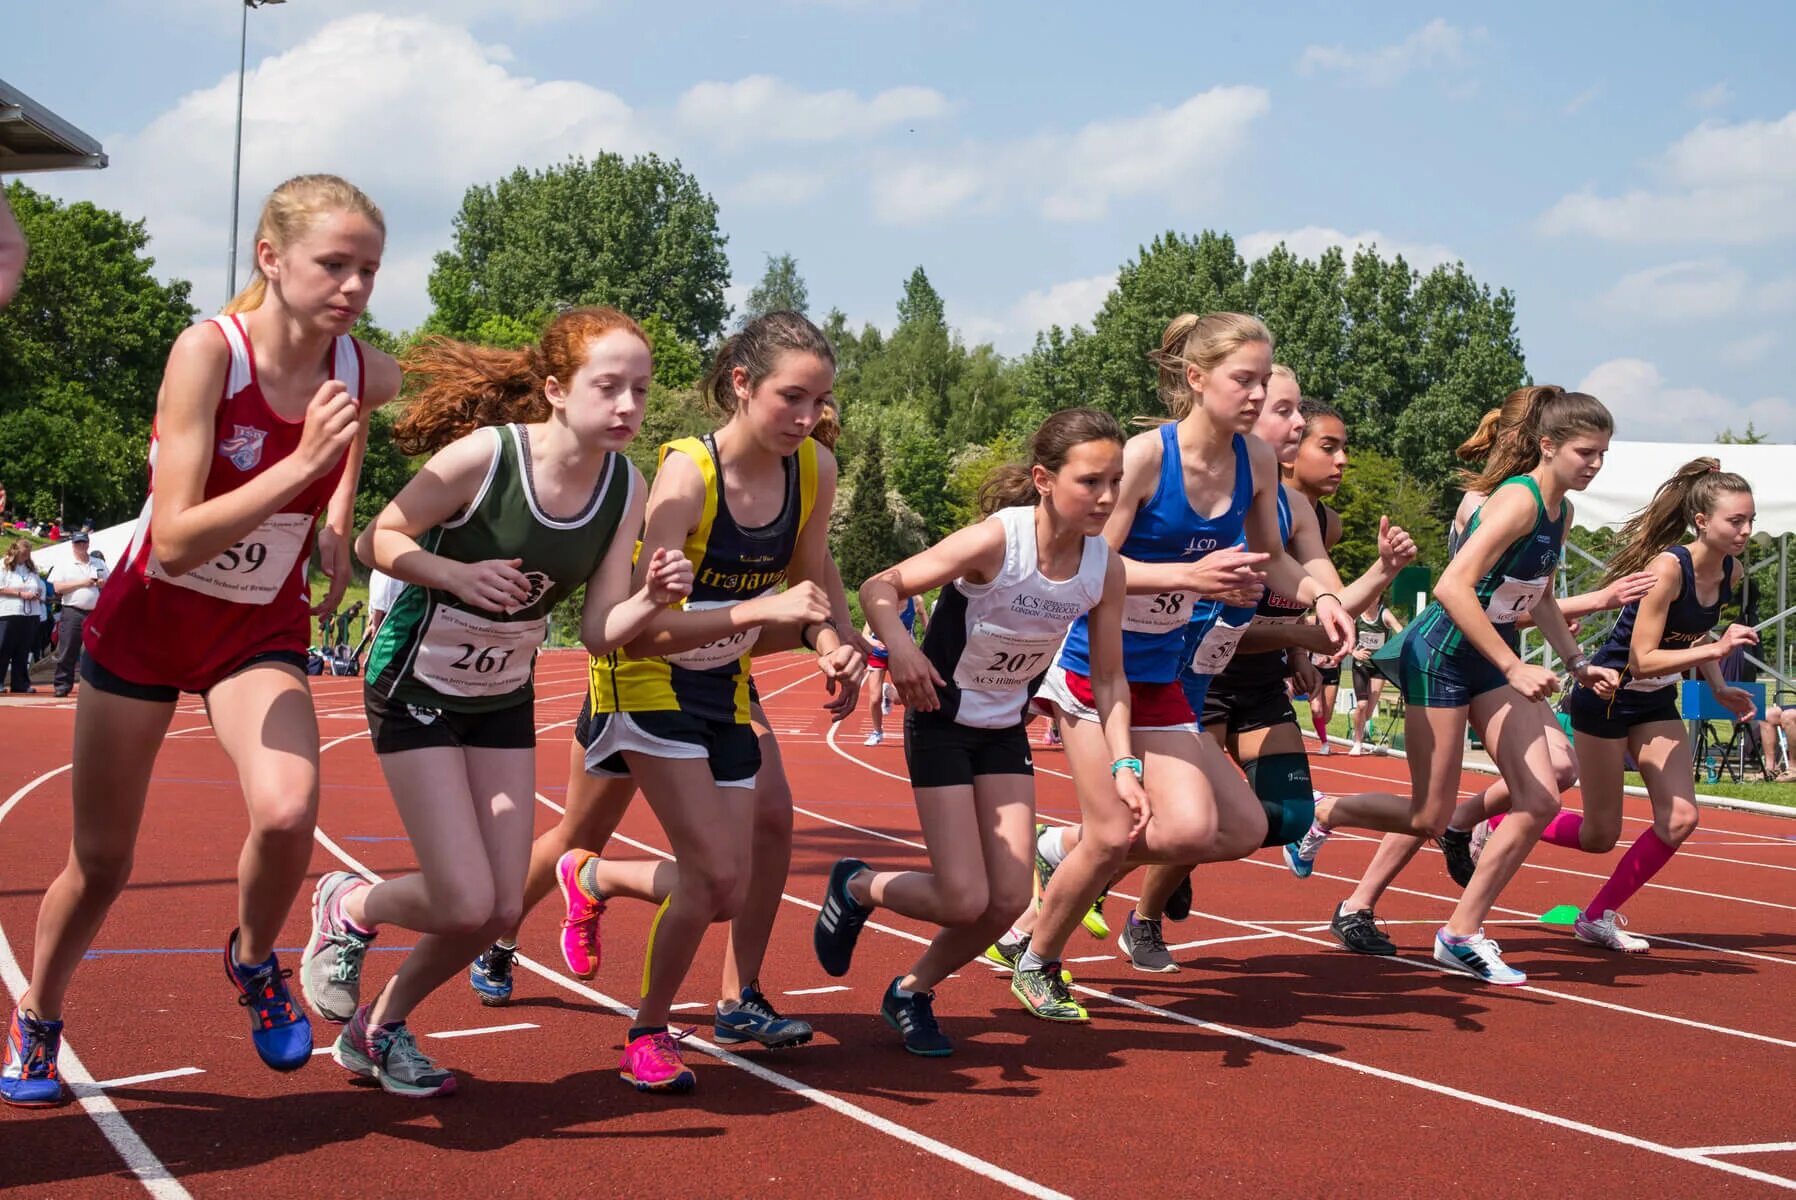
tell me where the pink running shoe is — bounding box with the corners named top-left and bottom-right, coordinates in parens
top-left (556, 850), bottom-right (606, 980)
top-left (620, 1029), bottom-right (695, 1093)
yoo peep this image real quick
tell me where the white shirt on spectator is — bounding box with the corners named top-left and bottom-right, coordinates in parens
top-left (368, 569), bottom-right (405, 616)
top-left (0, 564), bottom-right (41, 617)
top-left (51, 555), bottom-right (107, 612)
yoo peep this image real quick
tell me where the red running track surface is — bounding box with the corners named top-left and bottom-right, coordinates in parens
top-left (3, 649), bottom-right (1794, 1197)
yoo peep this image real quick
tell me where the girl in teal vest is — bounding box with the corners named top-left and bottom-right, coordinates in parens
top-left (1397, 386), bottom-right (1620, 985)
top-left (299, 308), bottom-right (692, 1097)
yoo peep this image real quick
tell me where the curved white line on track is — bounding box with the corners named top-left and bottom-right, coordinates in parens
top-left (815, 716), bottom-right (1796, 1189)
top-left (312, 720), bottom-right (1070, 1200)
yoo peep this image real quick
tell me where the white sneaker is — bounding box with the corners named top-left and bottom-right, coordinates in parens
top-left (1433, 928), bottom-right (1527, 985)
top-left (1469, 818), bottom-right (1492, 864)
top-left (1348, 742), bottom-right (1366, 756)
top-left (1314, 740), bottom-right (1332, 756)
top-left (863, 731), bottom-right (884, 747)
top-left (1573, 909), bottom-right (1650, 954)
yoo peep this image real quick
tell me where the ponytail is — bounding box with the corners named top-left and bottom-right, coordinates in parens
top-left (1462, 386), bottom-right (1612, 495)
top-left (1606, 458), bottom-right (1754, 583)
top-left (1456, 407), bottom-right (1505, 464)
top-left (1143, 311), bottom-right (1272, 424)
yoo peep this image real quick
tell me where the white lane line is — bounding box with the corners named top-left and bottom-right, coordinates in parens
top-left (1166, 933), bottom-right (1284, 951)
top-left (0, 760), bottom-right (196, 1200)
top-left (1684, 1142), bottom-right (1796, 1156)
top-left (623, 743), bottom-right (1796, 1193)
top-left (784, 985), bottom-right (851, 996)
top-left (1064, 955), bottom-right (1114, 964)
top-left (89, 1067), bottom-right (206, 1090)
top-left (1638, 934), bottom-right (1796, 966)
top-left (312, 730), bottom-right (1068, 1200)
top-left (669, 1002), bottom-right (711, 1012)
top-left (426, 1022), bottom-right (539, 1041)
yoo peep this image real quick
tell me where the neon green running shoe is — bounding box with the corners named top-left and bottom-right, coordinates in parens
top-left (1011, 963), bottom-right (1088, 1023)
top-left (1081, 891), bottom-right (1111, 940)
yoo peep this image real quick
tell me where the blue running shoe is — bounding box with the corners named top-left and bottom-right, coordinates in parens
top-left (1, 1007), bottom-right (66, 1107)
top-left (1433, 928), bottom-right (1526, 986)
top-left (225, 929), bottom-right (313, 1072)
top-left (813, 858), bottom-right (872, 977)
top-left (880, 977), bottom-right (952, 1057)
top-left (468, 943), bottom-right (515, 1006)
top-left (714, 985), bottom-right (813, 1048)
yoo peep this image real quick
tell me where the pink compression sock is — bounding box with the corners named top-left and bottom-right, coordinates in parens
top-left (1487, 810), bottom-right (1585, 849)
top-left (1584, 828), bottom-right (1678, 920)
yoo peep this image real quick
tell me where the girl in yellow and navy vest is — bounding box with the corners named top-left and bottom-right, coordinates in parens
top-left (574, 312), bottom-right (861, 1093)
top-left (296, 308), bottom-right (691, 1098)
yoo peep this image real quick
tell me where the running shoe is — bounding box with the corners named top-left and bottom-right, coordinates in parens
top-left (1081, 890), bottom-right (1112, 939)
top-left (714, 985), bottom-right (813, 1048)
top-left (1164, 871), bottom-right (1194, 922)
top-left (880, 978), bottom-right (953, 1057)
top-left (1032, 823), bottom-right (1060, 899)
top-left (1436, 827), bottom-right (1476, 888)
top-left (813, 857), bottom-right (872, 977)
top-left (1329, 903), bottom-right (1395, 956)
top-left (301, 870), bottom-right (375, 1023)
top-left (333, 1004), bottom-right (456, 1098)
top-left (619, 1029), bottom-right (695, 1093)
top-left (556, 849), bottom-right (606, 980)
top-left (1118, 912), bottom-right (1178, 974)
top-left (881, 686), bottom-right (894, 715)
top-left (1468, 818), bottom-right (1492, 865)
top-left (1314, 739), bottom-right (1332, 757)
top-left (981, 937), bottom-right (1072, 981)
top-left (863, 731), bottom-right (884, 747)
top-left (1433, 928), bottom-right (1526, 985)
top-left (1573, 909), bottom-right (1651, 954)
top-left (225, 930), bottom-right (313, 1072)
top-left (1011, 963), bottom-right (1088, 1023)
top-left (1348, 742), bottom-right (1366, 756)
top-left (1285, 820), bottom-right (1333, 879)
top-left (1, 1007), bottom-right (64, 1108)
top-left (468, 943), bottom-right (515, 1006)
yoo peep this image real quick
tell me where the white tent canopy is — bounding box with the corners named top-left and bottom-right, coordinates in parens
top-left (29, 520), bottom-right (136, 574)
top-left (1575, 442), bottom-right (1796, 535)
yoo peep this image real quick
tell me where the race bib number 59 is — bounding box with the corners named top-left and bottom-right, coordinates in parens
top-left (159, 512), bottom-right (312, 605)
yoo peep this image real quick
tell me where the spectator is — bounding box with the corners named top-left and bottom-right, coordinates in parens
top-left (0, 539), bottom-right (42, 692)
top-left (365, 567), bottom-right (404, 641)
top-left (0, 481), bottom-right (8, 521)
top-left (33, 569), bottom-right (55, 661)
top-left (49, 530), bottom-right (107, 697)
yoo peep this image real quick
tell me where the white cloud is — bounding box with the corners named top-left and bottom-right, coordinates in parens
top-left (168, 0), bottom-right (606, 26)
top-left (870, 85), bottom-right (1270, 225)
top-left (1563, 85), bottom-right (1602, 116)
top-left (1539, 110), bottom-right (1796, 244)
top-left (1236, 226), bottom-right (1458, 271)
top-left (45, 14), bottom-right (653, 326)
top-left (675, 76), bottom-right (950, 145)
top-left (1720, 332), bottom-right (1778, 368)
top-left (1297, 19), bottom-right (1476, 87)
top-left (1578, 357), bottom-right (1796, 440)
top-left (1598, 259), bottom-right (1796, 323)
top-left (949, 271), bottom-right (1117, 355)
top-left (724, 167), bottom-right (834, 208)
top-left (1689, 81), bottom-right (1732, 111)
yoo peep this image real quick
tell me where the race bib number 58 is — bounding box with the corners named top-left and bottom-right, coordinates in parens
top-left (159, 512), bottom-right (312, 605)
top-left (1122, 590), bottom-right (1190, 634)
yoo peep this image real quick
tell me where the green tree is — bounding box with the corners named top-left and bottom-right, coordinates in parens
top-left (945, 432), bottom-right (1025, 528)
top-left (638, 313), bottom-right (705, 390)
top-left (741, 253), bottom-right (808, 322)
top-left (0, 183), bottom-right (196, 523)
top-left (353, 405), bottom-right (418, 532)
top-left (426, 154), bottom-right (730, 347)
top-left (832, 428), bottom-right (910, 587)
top-left (1717, 422), bottom-right (1768, 444)
top-left (1328, 447), bottom-right (1447, 582)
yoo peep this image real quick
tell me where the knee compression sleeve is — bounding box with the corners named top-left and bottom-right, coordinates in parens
top-left (1243, 753), bottom-right (1316, 848)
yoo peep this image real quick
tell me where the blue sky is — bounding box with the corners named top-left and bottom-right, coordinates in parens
top-left (11, 2), bottom-right (1794, 439)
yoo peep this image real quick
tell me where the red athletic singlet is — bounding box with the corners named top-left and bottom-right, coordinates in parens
top-left (83, 315), bottom-right (364, 693)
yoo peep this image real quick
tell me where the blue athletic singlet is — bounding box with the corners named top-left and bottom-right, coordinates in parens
top-left (1058, 425), bottom-right (1252, 684)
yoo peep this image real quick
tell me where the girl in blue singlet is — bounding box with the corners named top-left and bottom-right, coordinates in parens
top-left (1014, 312), bottom-right (1354, 1020)
top-left (1401, 387), bottom-right (1622, 985)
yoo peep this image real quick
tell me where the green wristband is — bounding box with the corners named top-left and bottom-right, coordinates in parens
top-left (1111, 757), bottom-right (1143, 779)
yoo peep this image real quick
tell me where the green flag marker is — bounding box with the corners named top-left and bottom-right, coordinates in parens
top-left (1540, 904), bottom-right (1581, 926)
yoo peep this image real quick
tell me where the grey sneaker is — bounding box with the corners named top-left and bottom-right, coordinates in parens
top-left (332, 1005), bottom-right (456, 1098)
top-left (1117, 912), bottom-right (1179, 974)
top-left (301, 871), bottom-right (375, 1023)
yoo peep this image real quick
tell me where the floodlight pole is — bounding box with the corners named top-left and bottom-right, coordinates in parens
top-left (227, 0), bottom-right (284, 303)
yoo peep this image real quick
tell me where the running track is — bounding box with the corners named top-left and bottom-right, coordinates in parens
top-left (3, 649), bottom-right (1794, 1197)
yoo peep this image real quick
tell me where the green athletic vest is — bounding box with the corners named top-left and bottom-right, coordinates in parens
top-left (366, 423), bottom-right (635, 712)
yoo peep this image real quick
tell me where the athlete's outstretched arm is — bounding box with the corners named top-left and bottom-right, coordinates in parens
top-left (149, 325), bottom-right (359, 575)
top-left (785, 445), bottom-right (866, 717)
top-left (1242, 435), bottom-right (1353, 650)
top-left (580, 462), bottom-right (694, 655)
top-left (860, 519), bottom-right (1007, 712)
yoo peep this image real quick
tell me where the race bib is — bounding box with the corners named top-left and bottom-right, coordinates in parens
top-left (1357, 628), bottom-right (1387, 651)
top-left (1189, 618), bottom-right (1249, 676)
top-left (1625, 671), bottom-right (1678, 693)
top-left (160, 512), bottom-right (312, 605)
top-left (1486, 576), bottom-right (1548, 624)
top-left (664, 599), bottom-right (761, 671)
top-left (1122, 590), bottom-right (1191, 634)
top-left (954, 622), bottom-right (1063, 692)
top-left (412, 605), bottom-right (545, 698)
